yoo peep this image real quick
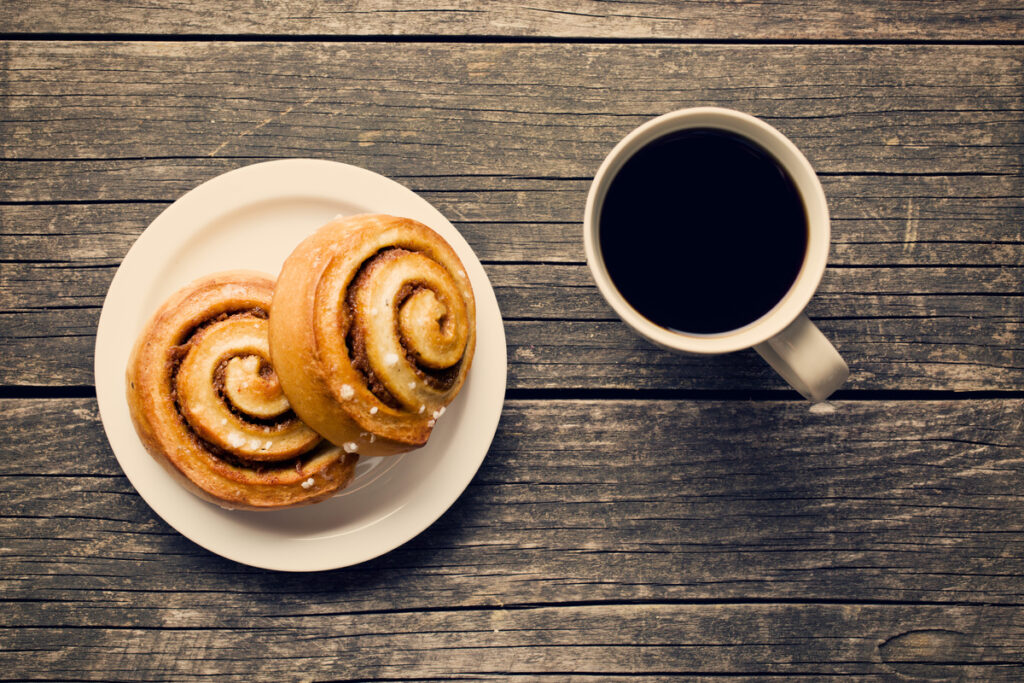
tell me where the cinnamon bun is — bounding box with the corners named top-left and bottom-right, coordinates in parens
top-left (126, 271), bottom-right (358, 510)
top-left (269, 214), bottom-right (476, 457)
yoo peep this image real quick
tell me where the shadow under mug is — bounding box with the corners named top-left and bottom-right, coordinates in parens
top-left (583, 106), bottom-right (849, 402)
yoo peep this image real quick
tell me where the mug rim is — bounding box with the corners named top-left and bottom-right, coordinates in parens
top-left (583, 106), bottom-right (831, 355)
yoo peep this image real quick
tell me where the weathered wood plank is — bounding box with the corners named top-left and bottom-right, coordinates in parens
top-left (3, 399), bottom-right (1022, 605)
top-left (2, 170), bottom-right (1021, 389)
top-left (5, 261), bottom-right (1022, 312)
top-left (2, 398), bottom-right (1022, 679)
top-left (1, 0), bottom-right (1021, 41)
top-left (2, 174), bottom-right (1022, 264)
top-left (3, 260), bottom-right (1020, 389)
top-left (3, 302), bottom-right (1020, 391)
top-left (2, 606), bottom-right (1022, 680)
top-left (1, 43), bottom-right (1020, 176)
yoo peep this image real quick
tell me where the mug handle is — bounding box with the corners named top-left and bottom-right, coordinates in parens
top-left (753, 313), bottom-right (849, 402)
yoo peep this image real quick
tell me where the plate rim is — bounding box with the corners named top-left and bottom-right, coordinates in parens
top-left (94, 158), bottom-right (507, 571)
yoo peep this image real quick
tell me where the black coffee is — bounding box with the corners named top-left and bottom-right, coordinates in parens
top-left (599, 128), bottom-right (807, 334)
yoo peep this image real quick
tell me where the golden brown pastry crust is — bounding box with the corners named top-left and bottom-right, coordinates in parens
top-left (269, 214), bottom-right (476, 456)
top-left (126, 271), bottom-right (358, 510)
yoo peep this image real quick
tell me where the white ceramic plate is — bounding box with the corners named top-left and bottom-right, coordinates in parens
top-left (94, 159), bottom-right (507, 572)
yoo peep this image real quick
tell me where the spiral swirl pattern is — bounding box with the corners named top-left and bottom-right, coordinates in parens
top-left (269, 214), bottom-right (476, 455)
top-left (126, 271), bottom-right (358, 510)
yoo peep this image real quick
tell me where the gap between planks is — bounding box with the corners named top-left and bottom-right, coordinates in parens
top-left (0, 33), bottom-right (1022, 46)
top-left (2, 598), bottom-right (1022, 624)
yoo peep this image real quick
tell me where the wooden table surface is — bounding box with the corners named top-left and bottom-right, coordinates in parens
top-left (2, 2), bottom-right (1022, 680)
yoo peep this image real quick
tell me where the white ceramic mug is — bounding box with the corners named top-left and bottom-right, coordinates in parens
top-left (583, 106), bottom-right (849, 402)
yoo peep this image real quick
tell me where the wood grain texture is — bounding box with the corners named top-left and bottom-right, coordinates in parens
top-left (3, 174), bottom-right (1021, 389)
top-left (2, 0), bottom-right (1022, 41)
top-left (2, 398), bottom-right (1023, 679)
top-left (1, 173), bottom-right (1023, 264)
top-left (3, 2), bottom-right (1023, 679)
top-left (1, 43), bottom-right (1021, 177)
top-left (3, 606), bottom-right (1022, 680)
top-left (1, 45), bottom-right (1020, 391)
top-left (3, 265), bottom-right (1021, 390)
